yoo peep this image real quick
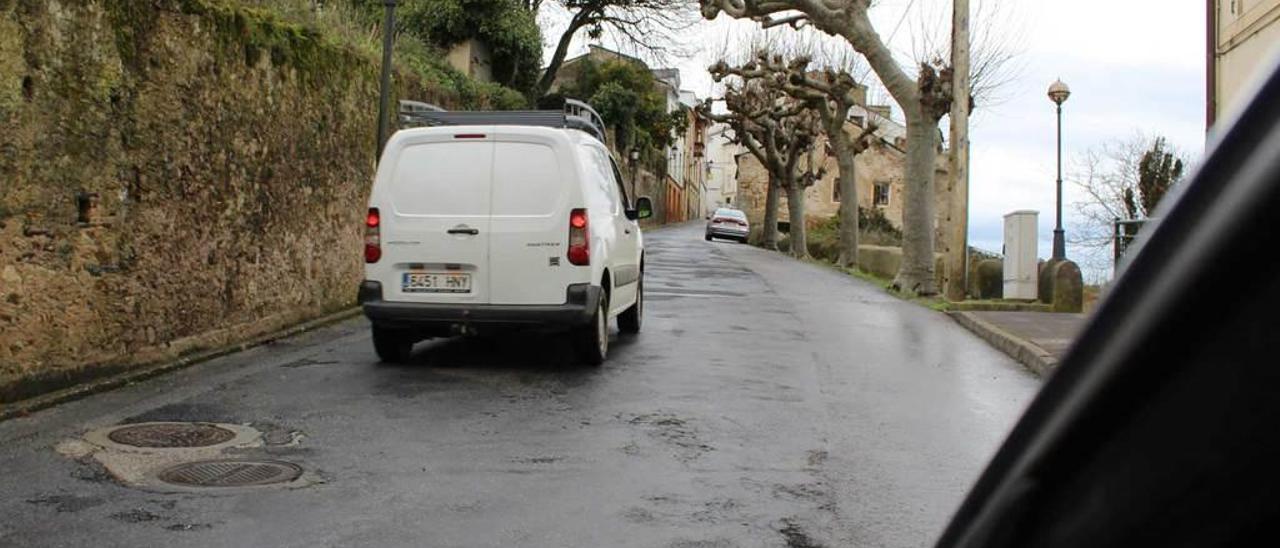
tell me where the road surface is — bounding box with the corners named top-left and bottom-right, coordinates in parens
top-left (0, 222), bottom-right (1040, 547)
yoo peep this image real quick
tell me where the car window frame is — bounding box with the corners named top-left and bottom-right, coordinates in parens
top-left (608, 157), bottom-right (632, 212)
top-left (580, 144), bottom-right (621, 215)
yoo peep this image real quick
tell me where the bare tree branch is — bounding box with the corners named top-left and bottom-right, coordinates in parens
top-left (536, 0), bottom-right (699, 98)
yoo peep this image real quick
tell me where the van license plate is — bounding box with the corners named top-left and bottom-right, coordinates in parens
top-left (402, 272), bottom-right (471, 293)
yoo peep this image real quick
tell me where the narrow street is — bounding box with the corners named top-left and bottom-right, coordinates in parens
top-left (0, 222), bottom-right (1040, 548)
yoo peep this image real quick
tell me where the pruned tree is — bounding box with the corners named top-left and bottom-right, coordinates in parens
top-left (708, 48), bottom-right (879, 266)
top-left (535, 0), bottom-right (698, 99)
top-left (703, 57), bottom-right (825, 257)
top-left (1069, 133), bottom-right (1189, 275)
top-left (699, 0), bottom-right (958, 295)
top-left (749, 52), bottom-right (879, 268)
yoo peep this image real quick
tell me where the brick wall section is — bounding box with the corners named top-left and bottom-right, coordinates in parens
top-left (0, 1), bottom-right (444, 402)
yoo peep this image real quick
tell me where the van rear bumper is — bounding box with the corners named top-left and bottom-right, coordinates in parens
top-left (358, 281), bottom-right (600, 331)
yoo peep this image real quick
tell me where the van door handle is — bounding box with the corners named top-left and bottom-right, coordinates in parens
top-left (447, 228), bottom-right (480, 235)
top-left (625, 228), bottom-right (632, 234)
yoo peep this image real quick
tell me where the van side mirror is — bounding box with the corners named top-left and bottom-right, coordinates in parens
top-left (631, 197), bottom-right (653, 220)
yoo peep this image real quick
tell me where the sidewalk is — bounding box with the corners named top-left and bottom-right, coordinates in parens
top-left (950, 311), bottom-right (1087, 376)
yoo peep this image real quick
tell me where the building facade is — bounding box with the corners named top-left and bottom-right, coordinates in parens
top-left (734, 105), bottom-right (951, 238)
top-left (1209, 0), bottom-right (1280, 128)
top-left (547, 46), bottom-right (706, 223)
top-left (703, 123), bottom-right (741, 213)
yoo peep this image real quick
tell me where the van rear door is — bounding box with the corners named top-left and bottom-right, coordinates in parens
top-left (488, 130), bottom-right (578, 305)
top-left (380, 131), bottom-right (494, 304)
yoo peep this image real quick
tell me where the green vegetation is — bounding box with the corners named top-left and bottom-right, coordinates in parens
top-left (325, 0), bottom-right (541, 96)
top-left (794, 210), bottom-right (904, 261)
top-left (549, 58), bottom-right (686, 157)
top-left (397, 0), bottom-right (542, 92)
top-left (228, 0), bottom-right (532, 108)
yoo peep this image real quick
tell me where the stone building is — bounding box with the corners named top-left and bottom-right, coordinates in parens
top-left (734, 104), bottom-right (951, 237)
top-left (1208, 0), bottom-right (1280, 128)
top-left (547, 45), bottom-right (706, 223)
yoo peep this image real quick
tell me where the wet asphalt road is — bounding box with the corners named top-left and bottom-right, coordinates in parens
top-left (0, 222), bottom-right (1040, 548)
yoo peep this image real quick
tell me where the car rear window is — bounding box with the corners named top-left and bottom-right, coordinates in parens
top-left (390, 142), bottom-right (492, 216)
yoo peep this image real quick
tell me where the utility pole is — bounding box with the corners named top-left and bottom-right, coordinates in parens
top-left (945, 0), bottom-right (971, 301)
top-left (375, 0), bottom-right (397, 163)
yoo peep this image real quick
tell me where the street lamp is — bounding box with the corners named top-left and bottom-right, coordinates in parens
top-left (1048, 79), bottom-right (1071, 260)
top-left (375, 0), bottom-right (398, 163)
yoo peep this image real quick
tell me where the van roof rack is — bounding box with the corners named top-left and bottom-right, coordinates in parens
top-left (399, 98), bottom-right (607, 143)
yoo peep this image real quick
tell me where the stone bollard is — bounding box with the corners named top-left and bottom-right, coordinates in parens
top-left (969, 259), bottom-right (1004, 300)
top-left (1039, 258), bottom-right (1084, 312)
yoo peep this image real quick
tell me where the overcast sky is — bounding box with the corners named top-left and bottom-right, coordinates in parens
top-left (541, 0), bottom-right (1209, 280)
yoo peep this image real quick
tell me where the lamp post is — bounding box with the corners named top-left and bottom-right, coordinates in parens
top-left (1048, 79), bottom-right (1071, 260)
top-left (629, 148), bottom-right (640, 199)
top-left (375, 0), bottom-right (398, 163)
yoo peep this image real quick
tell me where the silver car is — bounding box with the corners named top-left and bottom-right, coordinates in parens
top-left (704, 208), bottom-right (750, 243)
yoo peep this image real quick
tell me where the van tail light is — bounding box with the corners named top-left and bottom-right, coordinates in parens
top-left (567, 208), bottom-right (590, 266)
top-left (365, 207), bottom-right (382, 263)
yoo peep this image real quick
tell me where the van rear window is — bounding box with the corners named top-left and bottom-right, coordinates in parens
top-left (492, 142), bottom-right (563, 216)
top-left (390, 142), bottom-right (492, 216)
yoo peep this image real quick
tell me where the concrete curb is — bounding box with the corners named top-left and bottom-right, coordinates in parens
top-left (949, 311), bottom-right (1057, 376)
top-left (0, 307), bottom-right (363, 422)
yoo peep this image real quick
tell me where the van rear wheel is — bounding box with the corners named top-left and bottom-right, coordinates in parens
top-left (618, 277), bottom-right (642, 335)
top-left (372, 327), bottom-right (413, 363)
top-left (574, 295), bottom-right (609, 366)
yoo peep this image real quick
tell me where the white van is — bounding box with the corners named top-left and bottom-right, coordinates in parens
top-left (359, 102), bottom-right (652, 365)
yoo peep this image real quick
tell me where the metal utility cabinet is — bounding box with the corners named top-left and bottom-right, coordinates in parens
top-left (1003, 210), bottom-right (1039, 300)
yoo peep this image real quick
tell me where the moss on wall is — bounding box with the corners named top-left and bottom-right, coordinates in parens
top-left (0, 0), bottom-right (490, 402)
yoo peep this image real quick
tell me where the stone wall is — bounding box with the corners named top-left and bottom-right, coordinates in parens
top-left (0, 1), bottom-right (457, 402)
top-left (857, 245), bottom-right (946, 288)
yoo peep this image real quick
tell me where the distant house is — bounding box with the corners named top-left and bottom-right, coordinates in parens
top-left (547, 45), bottom-right (648, 94)
top-left (446, 39), bottom-right (494, 82)
top-left (734, 101), bottom-right (951, 236)
top-left (1208, 0), bottom-right (1280, 128)
top-left (703, 123), bottom-right (741, 212)
top-left (546, 45), bottom-right (707, 223)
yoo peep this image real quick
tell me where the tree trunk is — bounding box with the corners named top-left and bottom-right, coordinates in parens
top-left (819, 7), bottom-right (937, 293)
top-left (761, 177), bottom-right (780, 250)
top-left (893, 108), bottom-right (940, 295)
top-left (833, 133), bottom-right (859, 268)
top-left (534, 12), bottom-right (589, 99)
top-left (786, 183), bottom-right (809, 259)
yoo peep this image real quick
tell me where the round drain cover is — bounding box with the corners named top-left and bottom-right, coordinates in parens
top-left (108, 423), bottom-right (236, 448)
top-left (158, 459), bottom-right (303, 488)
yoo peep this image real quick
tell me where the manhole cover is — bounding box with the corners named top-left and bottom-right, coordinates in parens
top-left (157, 460), bottom-right (303, 488)
top-left (108, 423), bottom-right (236, 448)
